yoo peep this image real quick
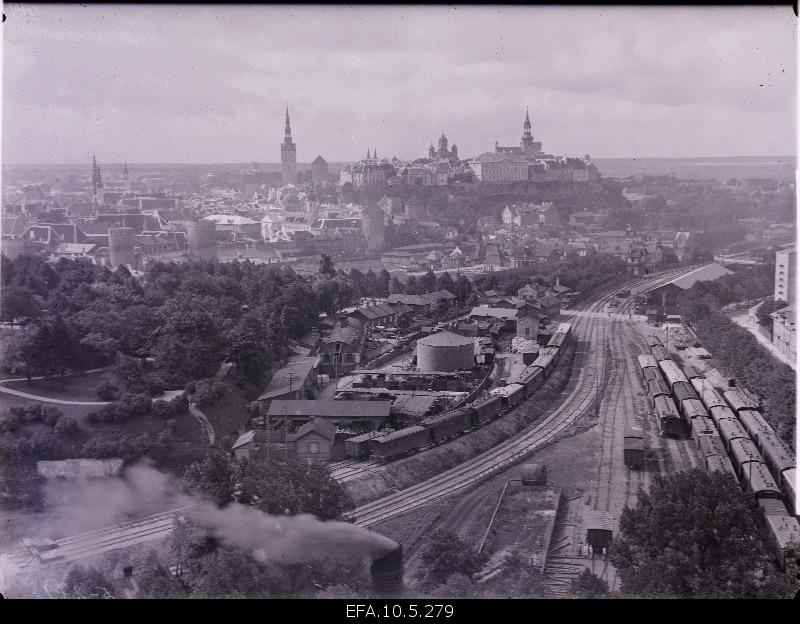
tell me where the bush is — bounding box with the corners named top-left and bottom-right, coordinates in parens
top-left (152, 399), bottom-right (172, 420)
top-left (211, 382), bottom-right (227, 400)
top-left (96, 380), bottom-right (120, 401)
top-left (129, 394), bottom-right (152, 416)
top-left (0, 411), bottom-right (24, 433)
top-left (144, 374), bottom-right (166, 397)
top-left (170, 394), bottom-right (189, 413)
top-left (194, 381), bottom-right (212, 406)
top-left (86, 411), bottom-right (100, 425)
top-left (54, 416), bottom-right (79, 436)
top-left (41, 406), bottom-right (64, 427)
top-left (184, 381), bottom-right (197, 395)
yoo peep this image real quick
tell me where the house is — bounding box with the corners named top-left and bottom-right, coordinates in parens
top-left (517, 284), bottom-right (539, 303)
top-left (231, 429), bottom-right (267, 462)
top-left (348, 302), bottom-right (406, 328)
top-left (538, 293), bottom-right (561, 320)
top-left (516, 301), bottom-right (540, 339)
top-left (257, 356), bottom-right (320, 406)
top-left (288, 418), bottom-right (337, 462)
top-left (469, 306), bottom-right (517, 331)
top-left (770, 304), bottom-right (796, 363)
top-left (318, 318), bottom-right (366, 376)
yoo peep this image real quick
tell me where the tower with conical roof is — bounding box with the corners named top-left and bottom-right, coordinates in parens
top-left (281, 106), bottom-right (297, 185)
top-left (520, 108), bottom-right (535, 153)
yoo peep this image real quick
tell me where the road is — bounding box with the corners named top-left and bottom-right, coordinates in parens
top-left (0, 367), bottom-right (114, 406)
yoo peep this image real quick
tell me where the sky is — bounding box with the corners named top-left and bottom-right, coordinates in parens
top-left (2, 4), bottom-right (797, 164)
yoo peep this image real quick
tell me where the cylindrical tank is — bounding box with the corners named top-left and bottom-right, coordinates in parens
top-left (371, 544), bottom-right (403, 596)
top-left (416, 331), bottom-right (474, 372)
top-left (186, 220), bottom-right (217, 261)
top-left (108, 227), bottom-right (135, 268)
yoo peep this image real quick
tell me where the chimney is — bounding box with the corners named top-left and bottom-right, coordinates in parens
top-left (371, 543), bottom-right (404, 596)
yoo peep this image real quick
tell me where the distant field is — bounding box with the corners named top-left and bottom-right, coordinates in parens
top-left (594, 156), bottom-right (796, 182)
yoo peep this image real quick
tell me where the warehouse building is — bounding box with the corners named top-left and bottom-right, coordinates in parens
top-left (266, 399), bottom-right (392, 431)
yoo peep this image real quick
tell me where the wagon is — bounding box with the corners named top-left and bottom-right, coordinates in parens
top-left (695, 382), bottom-right (727, 410)
top-left (742, 461), bottom-right (783, 501)
top-left (723, 388), bottom-right (760, 414)
top-left (371, 426), bottom-right (430, 460)
top-left (681, 398), bottom-right (709, 424)
top-left (728, 437), bottom-right (764, 478)
top-left (698, 432), bottom-right (727, 460)
top-left (690, 416), bottom-right (716, 444)
top-left (672, 381), bottom-right (697, 408)
top-left (706, 454), bottom-right (737, 478)
top-left (637, 354), bottom-right (658, 371)
top-left (782, 468), bottom-right (796, 517)
top-left (344, 431), bottom-right (383, 459)
top-left (623, 437), bottom-right (645, 469)
top-left (758, 499), bottom-right (800, 571)
top-left (519, 366), bottom-right (545, 395)
top-left (424, 409), bottom-right (470, 443)
top-left (585, 510), bottom-right (613, 550)
top-left (472, 395), bottom-right (503, 425)
top-left (520, 462), bottom-right (548, 486)
top-left (643, 367), bottom-right (661, 383)
top-left (650, 345), bottom-right (670, 362)
top-left (758, 433), bottom-right (796, 483)
top-left (708, 405), bottom-right (737, 428)
top-left (654, 395), bottom-right (682, 437)
top-left (547, 332), bottom-right (567, 350)
top-left (717, 418), bottom-right (750, 452)
top-left (682, 364), bottom-right (704, 380)
top-left (737, 409), bottom-right (773, 447)
top-left (658, 359), bottom-right (689, 389)
top-left (531, 350), bottom-right (556, 378)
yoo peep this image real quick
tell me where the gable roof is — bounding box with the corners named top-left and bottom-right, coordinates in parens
top-left (289, 417), bottom-right (337, 442)
top-left (267, 400), bottom-right (391, 419)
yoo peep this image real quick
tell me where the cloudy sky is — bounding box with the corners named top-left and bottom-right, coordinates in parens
top-left (2, 4), bottom-right (796, 164)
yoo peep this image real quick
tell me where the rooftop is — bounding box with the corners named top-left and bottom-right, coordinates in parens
top-left (266, 399), bottom-right (391, 419)
top-left (417, 330), bottom-right (474, 347)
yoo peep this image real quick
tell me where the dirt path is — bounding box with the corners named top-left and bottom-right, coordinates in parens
top-left (0, 367), bottom-right (114, 406)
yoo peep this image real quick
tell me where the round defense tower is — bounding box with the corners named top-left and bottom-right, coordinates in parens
top-left (186, 220), bottom-right (217, 261)
top-left (108, 227), bottom-right (135, 268)
top-left (361, 205), bottom-right (386, 252)
top-left (416, 331), bottom-right (475, 372)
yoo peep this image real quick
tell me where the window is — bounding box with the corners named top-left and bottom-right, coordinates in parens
top-left (309, 442), bottom-right (319, 454)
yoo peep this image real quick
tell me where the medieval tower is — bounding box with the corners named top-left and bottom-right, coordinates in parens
top-left (281, 106), bottom-right (297, 185)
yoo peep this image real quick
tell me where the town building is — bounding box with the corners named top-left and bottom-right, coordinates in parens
top-left (774, 247), bottom-right (795, 304)
top-left (287, 418), bottom-right (337, 462)
top-left (311, 155), bottom-right (329, 186)
top-left (266, 399), bottom-right (392, 431)
top-left (770, 304), bottom-right (796, 363)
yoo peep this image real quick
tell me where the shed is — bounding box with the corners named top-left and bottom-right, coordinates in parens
top-left (585, 510), bottom-right (613, 549)
top-left (623, 437), bottom-right (645, 469)
top-left (288, 418), bottom-right (337, 461)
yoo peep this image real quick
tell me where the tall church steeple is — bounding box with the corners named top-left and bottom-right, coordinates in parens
top-left (280, 105), bottom-right (297, 185)
top-left (520, 107), bottom-right (535, 153)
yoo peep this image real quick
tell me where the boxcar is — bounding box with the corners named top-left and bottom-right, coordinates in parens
top-left (758, 499), bottom-right (800, 571)
top-left (519, 366), bottom-right (545, 395)
top-left (706, 454), bottom-right (737, 478)
top-left (737, 409), bottom-right (773, 447)
top-left (672, 381), bottom-right (697, 408)
top-left (554, 322), bottom-right (572, 336)
top-left (728, 437), bottom-right (764, 478)
top-left (718, 418), bottom-right (750, 452)
top-left (683, 364), bottom-right (704, 380)
top-left (371, 426), bottom-right (430, 460)
top-left (424, 409), bottom-right (470, 443)
top-left (723, 388), bottom-right (759, 414)
top-left (698, 432), bottom-right (727, 460)
top-left (690, 416), bottom-right (716, 444)
top-left (758, 433), bottom-right (796, 483)
top-left (637, 354), bottom-right (658, 373)
top-left (694, 382), bottom-right (727, 410)
top-left (505, 383), bottom-right (526, 409)
top-left (743, 461), bottom-right (784, 501)
top-left (625, 425), bottom-right (644, 440)
top-left (659, 359), bottom-right (689, 389)
top-left (623, 437), bottom-right (645, 469)
top-left (648, 336), bottom-right (664, 348)
top-left (531, 348), bottom-right (558, 377)
top-left (654, 395), bottom-right (682, 437)
top-left (682, 398), bottom-right (709, 422)
top-left (547, 332), bottom-right (567, 350)
top-left (344, 431), bottom-right (383, 459)
top-left (472, 395), bottom-right (503, 425)
top-left (650, 344), bottom-right (670, 362)
top-left (643, 367), bottom-right (661, 383)
top-left (585, 510), bottom-right (614, 550)
top-left (708, 405), bottom-right (737, 428)
top-left (647, 377), bottom-right (671, 401)
top-left (782, 468), bottom-right (796, 517)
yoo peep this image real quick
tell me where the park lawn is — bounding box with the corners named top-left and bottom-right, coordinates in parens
top-left (2, 370), bottom-right (110, 402)
top-left (200, 381), bottom-right (253, 451)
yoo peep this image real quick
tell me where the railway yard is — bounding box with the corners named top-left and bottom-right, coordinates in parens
top-left (2, 264), bottom-right (796, 598)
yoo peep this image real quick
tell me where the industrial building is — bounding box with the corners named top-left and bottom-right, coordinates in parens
top-left (266, 399), bottom-right (392, 431)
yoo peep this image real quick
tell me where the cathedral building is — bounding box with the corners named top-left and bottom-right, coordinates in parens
top-left (281, 106), bottom-right (297, 185)
top-left (428, 132), bottom-right (459, 162)
top-left (495, 109), bottom-right (543, 156)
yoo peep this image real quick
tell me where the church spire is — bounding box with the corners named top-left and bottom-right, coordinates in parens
top-left (366, 147), bottom-right (371, 160)
top-left (284, 105), bottom-right (292, 141)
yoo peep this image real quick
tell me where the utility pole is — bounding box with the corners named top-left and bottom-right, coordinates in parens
top-left (284, 370), bottom-right (294, 461)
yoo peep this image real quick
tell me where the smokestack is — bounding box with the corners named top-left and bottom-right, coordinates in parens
top-left (371, 542), bottom-right (403, 596)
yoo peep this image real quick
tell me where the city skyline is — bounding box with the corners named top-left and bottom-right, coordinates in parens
top-left (2, 4), bottom-right (796, 165)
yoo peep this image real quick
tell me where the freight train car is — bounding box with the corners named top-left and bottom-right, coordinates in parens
top-left (758, 433), bottom-right (796, 485)
top-left (743, 461), bottom-right (784, 501)
top-left (531, 348), bottom-right (558, 377)
top-left (623, 426), bottom-right (645, 469)
top-left (718, 418), bottom-right (750, 452)
top-left (672, 381), bottom-right (698, 414)
top-left (637, 355), bottom-right (659, 382)
top-left (650, 344), bottom-right (670, 363)
top-left (648, 336), bottom-right (664, 348)
top-left (728, 437), bottom-right (765, 479)
top-left (758, 499), bottom-right (800, 572)
top-left (490, 385), bottom-right (525, 410)
top-left (344, 431), bottom-right (383, 459)
top-left (699, 433), bottom-right (727, 461)
top-left (423, 409), bottom-right (471, 443)
top-left (737, 409), bottom-right (773, 447)
top-left (471, 395), bottom-right (503, 426)
top-left (658, 359), bottom-right (689, 389)
top-left (682, 398), bottom-right (709, 426)
top-left (782, 468), bottom-right (796, 516)
top-left (371, 426), bottom-right (430, 460)
top-left (708, 405), bottom-right (738, 428)
top-left (683, 364), bottom-right (704, 381)
top-left (517, 366), bottom-right (545, 396)
top-left (653, 395), bottom-right (682, 437)
top-left (706, 454), bottom-right (738, 478)
top-left (647, 377), bottom-right (671, 404)
top-left (693, 381), bottom-right (727, 410)
top-left (547, 332), bottom-right (568, 350)
top-left (690, 416), bottom-right (716, 444)
top-left (723, 388), bottom-right (759, 414)
top-left (643, 368), bottom-right (661, 383)
top-left (554, 322), bottom-right (573, 336)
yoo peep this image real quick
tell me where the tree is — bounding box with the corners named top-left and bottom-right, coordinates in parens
top-left (611, 469), bottom-right (795, 598)
top-left (62, 564), bottom-right (116, 599)
top-left (0, 285), bottom-right (41, 325)
top-left (436, 272), bottom-right (455, 294)
top-left (421, 269), bottom-right (437, 293)
top-left (416, 530), bottom-right (487, 589)
top-left (318, 254), bottom-right (336, 278)
top-left (377, 269), bottom-right (391, 297)
top-left (183, 449), bottom-right (236, 505)
top-left (571, 569), bottom-right (609, 598)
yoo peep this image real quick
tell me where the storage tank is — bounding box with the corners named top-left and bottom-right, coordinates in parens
top-left (186, 220), bottom-right (217, 261)
top-left (108, 227), bottom-right (135, 268)
top-left (416, 331), bottom-right (474, 372)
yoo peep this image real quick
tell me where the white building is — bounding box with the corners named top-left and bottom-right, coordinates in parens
top-left (774, 247), bottom-right (795, 304)
top-left (770, 304), bottom-right (796, 364)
